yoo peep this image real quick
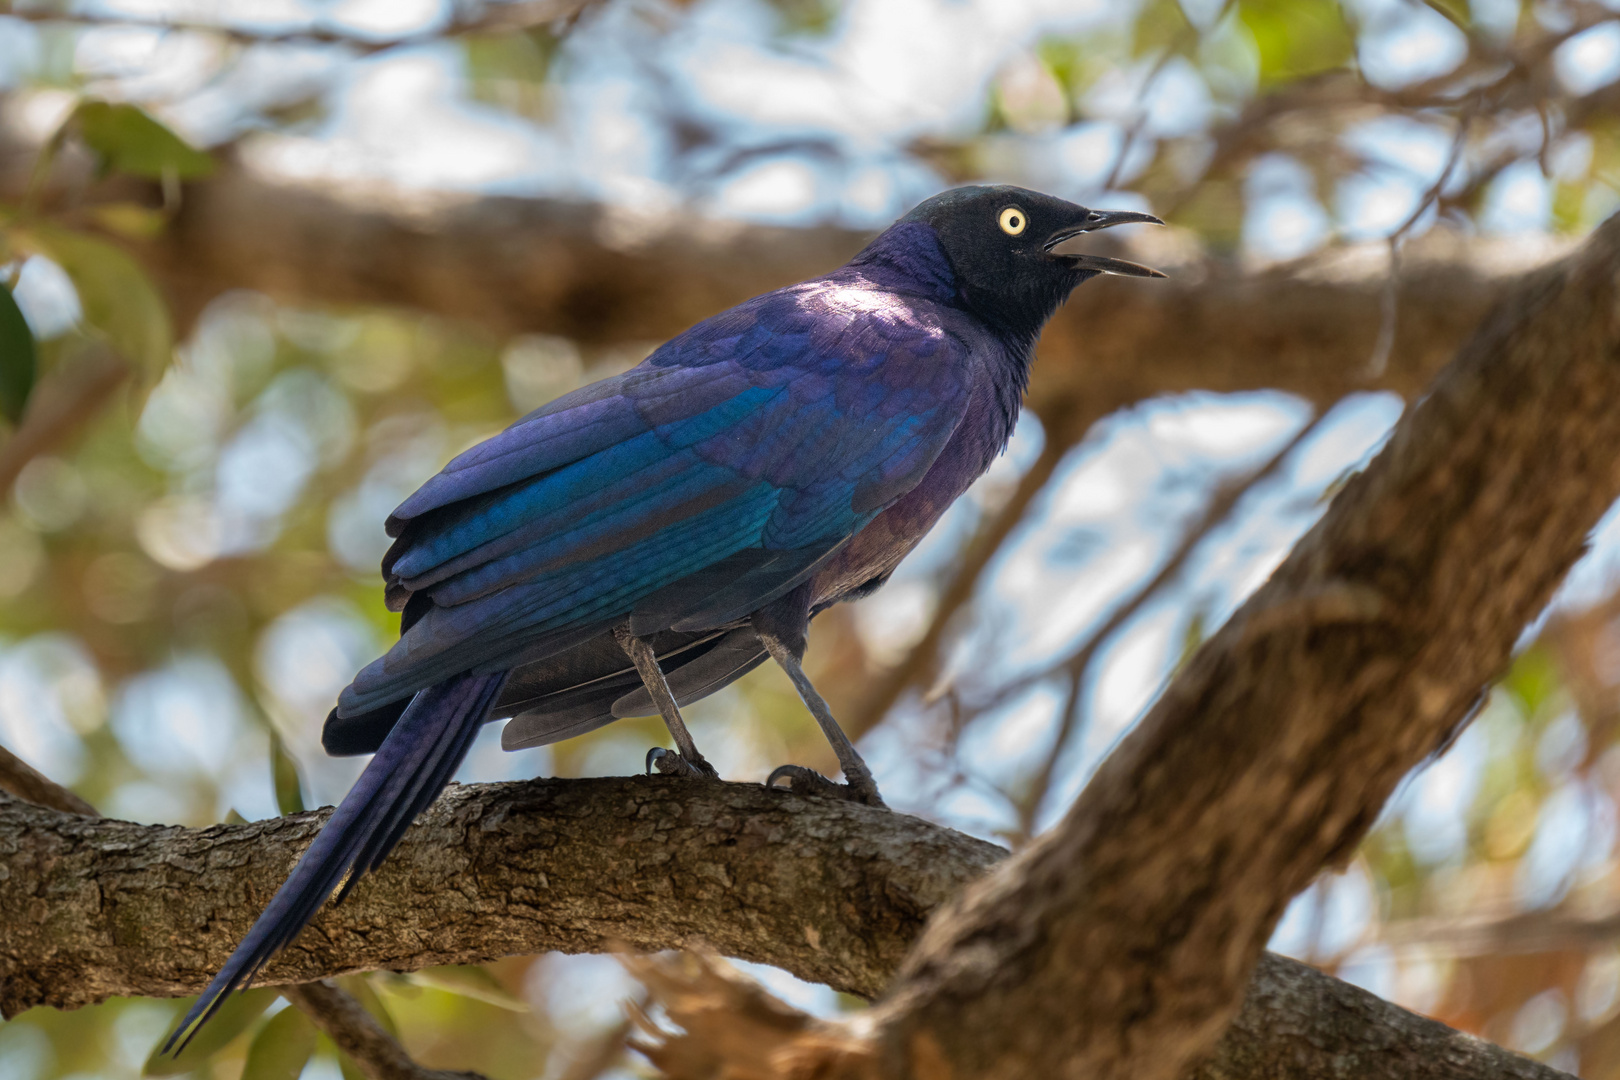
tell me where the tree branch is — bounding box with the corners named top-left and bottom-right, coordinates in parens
top-left (0, 746), bottom-right (477, 1080)
top-left (0, 115), bottom-right (1551, 418)
top-left (0, 743), bottom-right (94, 816)
top-left (629, 214), bottom-right (1620, 1075)
top-left (0, 779), bottom-right (1571, 1080)
top-left (0, 344), bottom-right (130, 498)
top-left (283, 981), bottom-right (489, 1080)
top-left (0, 1), bottom-right (597, 52)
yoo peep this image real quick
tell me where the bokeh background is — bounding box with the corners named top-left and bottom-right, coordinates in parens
top-left (3, 0), bottom-right (1620, 1076)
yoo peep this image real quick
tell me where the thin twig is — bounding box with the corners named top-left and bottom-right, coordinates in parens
top-left (969, 410), bottom-right (1325, 718)
top-left (0, 0), bottom-right (597, 53)
top-left (1367, 110), bottom-right (1475, 378)
top-left (0, 742), bottom-right (95, 815)
top-left (0, 344), bottom-right (129, 496)
top-left (283, 981), bottom-right (490, 1080)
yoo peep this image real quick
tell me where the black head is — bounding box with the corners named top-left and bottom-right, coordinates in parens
top-left (902, 184), bottom-right (1163, 343)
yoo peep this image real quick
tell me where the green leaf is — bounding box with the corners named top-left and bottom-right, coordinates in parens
top-left (1239, 0), bottom-right (1354, 83)
top-left (87, 202), bottom-right (169, 241)
top-left (75, 101), bottom-right (215, 180)
top-left (18, 225), bottom-right (172, 375)
top-left (338, 1047), bottom-right (366, 1080)
top-left (339, 974), bottom-right (398, 1037)
top-left (240, 1005), bottom-right (316, 1080)
top-left (144, 987), bottom-right (278, 1075)
top-left (407, 965), bottom-right (530, 1012)
top-left (1422, 0), bottom-right (1470, 30)
top-left (0, 280), bottom-right (37, 424)
top-left (1131, 0), bottom-right (1193, 58)
top-left (270, 729), bottom-right (306, 816)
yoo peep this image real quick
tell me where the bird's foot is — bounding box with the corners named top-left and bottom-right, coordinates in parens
top-left (646, 747), bottom-right (720, 779)
top-left (765, 764), bottom-right (886, 808)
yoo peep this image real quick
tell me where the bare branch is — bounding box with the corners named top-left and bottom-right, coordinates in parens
top-left (0, 780), bottom-right (1573, 1080)
top-left (0, 744), bottom-right (460, 1080)
top-left (283, 981), bottom-right (489, 1080)
top-left (619, 194), bottom-right (1620, 1080)
top-left (0, 778), bottom-right (1000, 1014)
top-left (0, 1), bottom-right (596, 53)
top-left (0, 742), bottom-right (95, 816)
top-left (0, 344), bottom-right (129, 499)
top-left (1007, 412), bottom-right (1325, 841)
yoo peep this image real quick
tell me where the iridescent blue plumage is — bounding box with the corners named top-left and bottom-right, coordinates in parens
top-left (167, 186), bottom-right (1163, 1052)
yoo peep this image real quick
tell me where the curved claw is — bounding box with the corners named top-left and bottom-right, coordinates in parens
top-left (766, 764), bottom-right (886, 808)
top-left (646, 747), bottom-right (719, 779)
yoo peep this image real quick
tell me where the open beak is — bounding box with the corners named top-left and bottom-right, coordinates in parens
top-left (1044, 208), bottom-right (1166, 278)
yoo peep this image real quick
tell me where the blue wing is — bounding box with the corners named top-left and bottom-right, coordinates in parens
top-left (338, 286), bottom-right (973, 715)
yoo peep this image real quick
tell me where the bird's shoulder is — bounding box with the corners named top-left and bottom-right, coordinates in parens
top-left (647, 269), bottom-right (991, 384)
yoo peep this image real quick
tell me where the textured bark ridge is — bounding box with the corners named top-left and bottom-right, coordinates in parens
top-left (0, 777), bottom-right (1000, 1014)
top-left (0, 780), bottom-right (1573, 1080)
top-left (1197, 954), bottom-right (1573, 1080)
top-left (813, 211), bottom-right (1620, 1080)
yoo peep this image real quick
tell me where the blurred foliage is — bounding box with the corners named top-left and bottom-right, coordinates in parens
top-left (0, 278), bottom-right (35, 423)
top-left (73, 102), bottom-right (215, 182)
top-left (3, 0), bottom-right (1620, 1077)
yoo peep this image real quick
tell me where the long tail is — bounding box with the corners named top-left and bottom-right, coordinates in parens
top-left (164, 669), bottom-right (508, 1053)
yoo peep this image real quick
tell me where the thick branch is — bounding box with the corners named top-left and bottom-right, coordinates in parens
top-left (0, 782), bottom-right (1569, 1080)
top-left (0, 119), bottom-right (1551, 418)
top-left (1193, 953), bottom-right (1572, 1080)
top-left (0, 778), bottom-right (999, 1015)
top-left (808, 201), bottom-right (1620, 1080)
top-left (133, 166), bottom-right (1536, 419)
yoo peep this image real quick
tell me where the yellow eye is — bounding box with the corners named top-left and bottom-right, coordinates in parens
top-left (998, 207), bottom-right (1027, 236)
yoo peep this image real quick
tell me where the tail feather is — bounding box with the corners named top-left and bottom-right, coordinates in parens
top-left (164, 670), bottom-right (507, 1054)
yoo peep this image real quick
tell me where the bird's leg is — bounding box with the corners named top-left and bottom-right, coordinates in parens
top-left (614, 624), bottom-right (719, 780)
top-left (757, 629), bottom-right (886, 808)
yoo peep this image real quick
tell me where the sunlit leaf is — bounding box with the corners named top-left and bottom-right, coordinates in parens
top-left (0, 280), bottom-right (37, 423)
top-left (241, 1004), bottom-right (316, 1080)
top-left (17, 224), bottom-right (172, 375)
top-left (144, 987), bottom-right (279, 1075)
top-left (75, 100), bottom-right (215, 180)
top-left (1422, 0), bottom-right (1470, 30)
top-left (407, 966), bottom-right (530, 1012)
top-left (270, 729), bottom-right (306, 816)
top-left (1238, 0), bottom-right (1353, 83)
top-left (88, 202), bottom-right (169, 241)
top-left (1503, 644), bottom-right (1562, 720)
top-left (340, 974), bottom-right (399, 1037)
top-left (463, 32), bottom-right (556, 119)
top-left (1132, 0), bottom-right (1193, 58)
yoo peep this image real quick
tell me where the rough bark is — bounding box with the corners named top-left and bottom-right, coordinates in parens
top-left (0, 783), bottom-right (1569, 1080)
top-left (786, 196), bottom-right (1620, 1080)
top-left (1192, 954), bottom-right (1573, 1080)
top-left (0, 743), bottom-right (96, 817)
top-left (0, 778), bottom-right (1000, 1014)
